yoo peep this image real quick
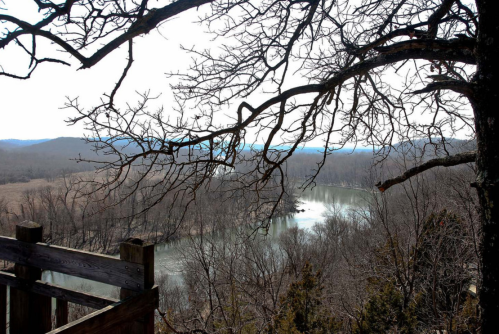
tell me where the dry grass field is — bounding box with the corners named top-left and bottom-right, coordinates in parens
top-left (0, 179), bottom-right (63, 208)
top-left (0, 171), bottom-right (99, 211)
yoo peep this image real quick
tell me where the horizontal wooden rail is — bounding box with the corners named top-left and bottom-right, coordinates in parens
top-left (47, 285), bottom-right (159, 334)
top-left (0, 236), bottom-right (146, 291)
top-left (0, 271), bottom-right (118, 309)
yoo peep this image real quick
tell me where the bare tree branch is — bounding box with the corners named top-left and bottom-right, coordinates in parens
top-left (375, 151), bottom-right (476, 192)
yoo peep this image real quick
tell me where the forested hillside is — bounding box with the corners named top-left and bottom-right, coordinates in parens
top-left (0, 138), bottom-right (376, 187)
top-left (0, 138), bottom-right (122, 184)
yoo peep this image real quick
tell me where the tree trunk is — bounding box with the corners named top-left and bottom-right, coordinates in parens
top-left (474, 1), bottom-right (499, 332)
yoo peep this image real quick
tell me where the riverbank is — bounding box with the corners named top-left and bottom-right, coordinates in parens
top-left (291, 178), bottom-right (370, 192)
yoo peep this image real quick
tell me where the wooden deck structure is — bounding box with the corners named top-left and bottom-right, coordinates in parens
top-left (0, 221), bottom-right (158, 334)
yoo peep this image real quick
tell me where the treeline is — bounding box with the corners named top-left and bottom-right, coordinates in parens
top-left (0, 148), bottom-right (94, 184)
top-left (155, 164), bottom-right (479, 333)
top-left (0, 136), bottom-right (374, 188)
top-left (286, 152), bottom-right (373, 188)
top-left (0, 147), bottom-right (373, 188)
top-left (0, 137), bottom-right (133, 185)
top-left (284, 139), bottom-right (476, 189)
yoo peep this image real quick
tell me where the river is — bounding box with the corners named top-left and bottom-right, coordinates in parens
top-left (42, 185), bottom-right (367, 298)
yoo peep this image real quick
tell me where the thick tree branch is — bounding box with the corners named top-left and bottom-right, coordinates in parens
top-left (375, 151), bottom-right (476, 192)
top-left (409, 80), bottom-right (475, 99)
top-left (352, 17), bottom-right (458, 56)
top-left (0, 0), bottom-right (215, 71)
top-left (80, 0), bottom-right (215, 69)
top-left (427, 0), bottom-right (456, 38)
top-left (374, 38), bottom-right (475, 54)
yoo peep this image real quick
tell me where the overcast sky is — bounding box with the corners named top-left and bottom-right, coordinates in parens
top-left (0, 2), bottom-right (214, 140)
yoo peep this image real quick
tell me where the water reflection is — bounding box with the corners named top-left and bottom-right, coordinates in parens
top-left (298, 184), bottom-right (367, 207)
top-left (273, 185), bottom-right (367, 231)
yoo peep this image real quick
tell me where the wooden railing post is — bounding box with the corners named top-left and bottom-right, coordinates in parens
top-left (0, 284), bottom-right (6, 334)
top-left (9, 221), bottom-right (52, 333)
top-left (56, 299), bottom-right (69, 327)
top-left (120, 238), bottom-right (155, 334)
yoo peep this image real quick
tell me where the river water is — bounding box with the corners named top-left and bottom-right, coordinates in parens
top-left (42, 185), bottom-right (367, 298)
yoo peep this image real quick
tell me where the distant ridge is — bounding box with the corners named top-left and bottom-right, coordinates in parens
top-left (18, 137), bottom-right (97, 157)
top-left (0, 137), bottom-right (97, 185)
top-left (244, 143), bottom-right (373, 154)
top-left (1, 137), bottom-right (374, 155)
top-left (1, 137), bottom-right (472, 156)
top-left (0, 141), bottom-right (16, 150)
top-left (0, 138), bottom-right (51, 147)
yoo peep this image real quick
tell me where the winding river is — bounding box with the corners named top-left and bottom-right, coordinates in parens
top-left (42, 185), bottom-right (367, 298)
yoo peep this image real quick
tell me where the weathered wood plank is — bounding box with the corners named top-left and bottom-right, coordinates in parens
top-left (56, 299), bottom-right (69, 328)
top-left (0, 271), bottom-right (118, 309)
top-left (0, 284), bottom-right (6, 334)
top-left (0, 236), bottom-right (145, 290)
top-left (10, 221), bottom-right (52, 334)
top-left (47, 286), bottom-right (159, 334)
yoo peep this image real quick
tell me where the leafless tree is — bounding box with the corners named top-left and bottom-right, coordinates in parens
top-left (0, 197), bottom-right (12, 236)
top-left (364, 164), bottom-right (479, 333)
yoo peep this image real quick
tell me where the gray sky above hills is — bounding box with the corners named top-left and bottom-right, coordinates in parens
top-left (0, 1), bottom-right (210, 140)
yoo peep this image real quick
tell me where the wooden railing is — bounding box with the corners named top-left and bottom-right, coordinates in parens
top-left (0, 221), bottom-right (158, 334)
